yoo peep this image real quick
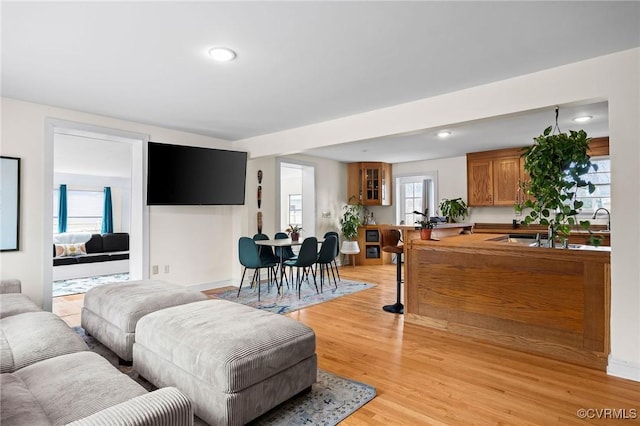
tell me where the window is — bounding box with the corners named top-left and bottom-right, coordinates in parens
top-left (401, 180), bottom-right (424, 226)
top-left (396, 175), bottom-right (436, 226)
top-left (288, 194), bottom-right (302, 226)
top-left (575, 157), bottom-right (611, 216)
top-left (53, 188), bottom-right (104, 233)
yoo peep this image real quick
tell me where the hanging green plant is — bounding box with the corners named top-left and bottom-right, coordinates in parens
top-left (516, 116), bottom-right (599, 245)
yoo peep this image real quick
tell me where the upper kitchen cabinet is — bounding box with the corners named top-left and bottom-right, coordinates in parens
top-left (347, 162), bottom-right (392, 205)
top-left (467, 147), bottom-right (526, 207)
top-left (467, 137), bottom-right (609, 207)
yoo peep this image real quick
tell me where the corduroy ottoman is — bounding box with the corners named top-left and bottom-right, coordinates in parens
top-left (81, 280), bottom-right (208, 363)
top-left (133, 299), bottom-right (317, 426)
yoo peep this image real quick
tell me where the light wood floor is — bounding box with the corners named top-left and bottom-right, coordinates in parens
top-left (53, 265), bottom-right (640, 425)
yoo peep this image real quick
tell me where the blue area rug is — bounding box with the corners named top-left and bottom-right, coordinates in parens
top-left (53, 273), bottom-right (129, 297)
top-left (212, 278), bottom-right (375, 314)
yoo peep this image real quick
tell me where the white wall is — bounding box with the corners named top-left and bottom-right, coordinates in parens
top-left (0, 98), bottom-right (238, 304)
top-left (238, 48), bottom-right (640, 381)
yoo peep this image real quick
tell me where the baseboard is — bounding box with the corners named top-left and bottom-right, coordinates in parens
top-left (188, 279), bottom-right (238, 291)
top-left (607, 355), bottom-right (640, 382)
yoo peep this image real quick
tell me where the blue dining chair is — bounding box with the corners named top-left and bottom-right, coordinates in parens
top-left (323, 231), bottom-right (341, 282)
top-left (316, 235), bottom-right (338, 293)
top-left (238, 237), bottom-right (278, 301)
top-left (254, 233), bottom-right (282, 292)
top-left (274, 231), bottom-right (296, 287)
top-left (284, 237), bottom-right (319, 298)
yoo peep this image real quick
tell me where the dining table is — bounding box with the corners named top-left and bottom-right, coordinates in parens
top-left (254, 237), bottom-right (323, 292)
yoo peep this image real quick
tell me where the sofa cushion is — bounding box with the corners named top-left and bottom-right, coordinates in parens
top-left (55, 243), bottom-right (87, 257)
top-left (109, 252), bottom-right (130, 261)
top-left (13, 351), bottom-right (147, 425)
top-left (84, 234), bottom-right (104, 254)
top-left (0, 279), bottom-right (22, 294)
top-left (0, 373), bottom-right (51, 426)
top-left (102, 233), bottom-right (129, 252)
top-left (53, 256), bottom-right (78, 266)
top-left (77, 254), bottom-right (111, 264)
top-left (0, 294), bottom-right (41, 319)
top-left (1, 311), bottom-right (88, 373)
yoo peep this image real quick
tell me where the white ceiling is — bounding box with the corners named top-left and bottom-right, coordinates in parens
top-left (2, 2), bottom-right (638, 162)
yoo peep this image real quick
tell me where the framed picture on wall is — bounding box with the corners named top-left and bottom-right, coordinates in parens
top-left (1, 156), bottom-right (20, 251)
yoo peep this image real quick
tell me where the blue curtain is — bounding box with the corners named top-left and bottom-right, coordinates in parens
top-left (101, 187), bottom-right (113, 234)
top-left (58, 184), bottom-right (67, 233)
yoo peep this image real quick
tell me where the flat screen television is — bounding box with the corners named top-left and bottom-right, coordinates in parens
top-left (147, 142), bottom-right (247, 205)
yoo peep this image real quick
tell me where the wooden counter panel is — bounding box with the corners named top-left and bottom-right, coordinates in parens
top-left (405, 235), bottom-right (610, 370)
top-left (410, 250), bottom-right (584, 333)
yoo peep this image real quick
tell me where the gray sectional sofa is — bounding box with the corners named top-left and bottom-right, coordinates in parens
top-left (0, 279), bottom-right (193, 426)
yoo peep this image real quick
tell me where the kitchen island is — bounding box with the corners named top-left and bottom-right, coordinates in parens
top-left (404, 233), bottom-right (611, 370)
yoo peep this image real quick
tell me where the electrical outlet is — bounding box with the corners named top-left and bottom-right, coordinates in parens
top-left (152, 265), bottom-right (159, 275)
top-left (164, 265), bottom-right (170, 273)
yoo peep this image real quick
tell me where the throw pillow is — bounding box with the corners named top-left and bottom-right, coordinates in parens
top-left (55, 243), bottom-right (87, 257)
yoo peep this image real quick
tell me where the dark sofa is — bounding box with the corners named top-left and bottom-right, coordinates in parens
top-left (53, 233), bottom-right (129, 266)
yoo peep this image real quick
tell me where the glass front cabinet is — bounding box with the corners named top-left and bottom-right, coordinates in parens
top-left (347, 162), bottom-right (392, 206)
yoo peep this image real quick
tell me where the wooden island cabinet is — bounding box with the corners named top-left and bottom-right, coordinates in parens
top-left (404, 233), bottom-right (611, 370)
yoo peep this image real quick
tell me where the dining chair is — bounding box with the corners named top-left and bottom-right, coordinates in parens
top-left (323, 231), bottom-right (341, 282)
top-left (274, 232), bottom-right (296, 288)
top-left (284, 237), bottom-right (319, 298)
top-left (238, 237), bottom-right (278, 301)
top-left (253, 233), bottom-right (282, 293)
top-left (316, 235), bottom-right (338, 293)
top-left (381, 229), bottom-right (404, 314)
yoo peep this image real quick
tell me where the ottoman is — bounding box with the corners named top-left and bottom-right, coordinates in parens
top-left (81, 280), bottom-right (208, 363)
top-left (133, 299), bottom-right (317, 426)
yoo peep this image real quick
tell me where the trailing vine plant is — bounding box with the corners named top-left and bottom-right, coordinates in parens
top-left (515, 109), bottom-right (600, 246)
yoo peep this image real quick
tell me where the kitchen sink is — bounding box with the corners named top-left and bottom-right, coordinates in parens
top-left (488, 234), bottom-right (610, 251)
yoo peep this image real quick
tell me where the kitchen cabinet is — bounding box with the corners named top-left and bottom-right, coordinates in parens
top-left (347, 162), bottom-right (392, 206)
top-left (355, 226), bottom-right (392, 265)
top-left (467, 147), bottom-right (527, 207)
top-left (467, 138), bottom-right (609, 208)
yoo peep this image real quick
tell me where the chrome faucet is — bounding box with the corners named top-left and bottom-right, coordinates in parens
top-left (592, 208), bottom-right (611, 231)
top-left (547, 220), bottom-right (555, 248)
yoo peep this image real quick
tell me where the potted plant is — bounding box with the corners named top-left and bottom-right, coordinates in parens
top-left (439, 198), bottom-right (469, 223)
top-left (516, 122), bottom-right (598, 246)
top-left (412, 209), bottom-right (435, 240)
top-left (286, 224), bottom-right (302, 241)
top-left (339, 197), bottom-right (363, 258)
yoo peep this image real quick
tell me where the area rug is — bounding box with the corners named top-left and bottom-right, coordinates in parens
top-left (74, 326), bottom-right (376, 425)
top-left (211, 278), bottom-right (375, 314)
top-left (53, 272), bottom-right (129, 297)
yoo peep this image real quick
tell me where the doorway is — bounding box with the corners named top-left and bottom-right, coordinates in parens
top-left (43, 119), bottom-right (149, 311)
top-left (277, 160), bottom-right (316, 237)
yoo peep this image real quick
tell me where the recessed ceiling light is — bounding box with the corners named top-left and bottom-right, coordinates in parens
top-left (573, 115), bottom-right (593, 123)
top-left (437, 131), bottom-right (451, 138)
top-left (208, 47), bottom-right (236, 62)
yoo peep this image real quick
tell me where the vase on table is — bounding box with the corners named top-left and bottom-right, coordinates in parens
top-left (290, 232), bottom-right (299, 242)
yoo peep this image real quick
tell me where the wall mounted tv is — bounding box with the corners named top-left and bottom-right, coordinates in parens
top-left (147, 142), bottom-right (247, 205)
